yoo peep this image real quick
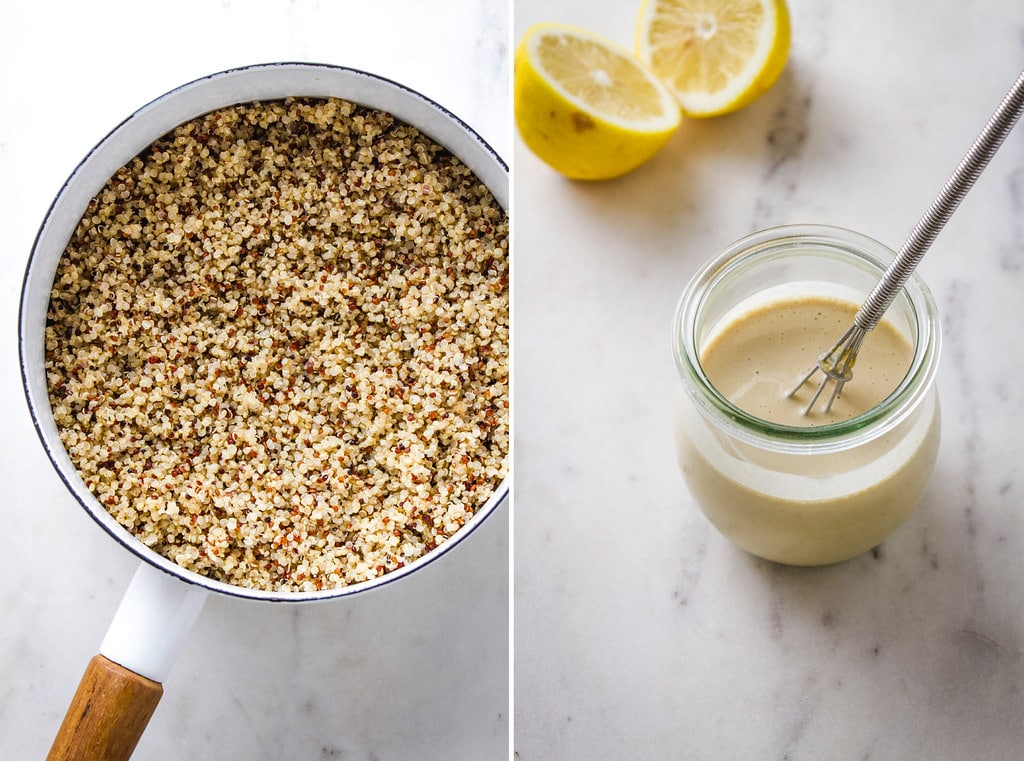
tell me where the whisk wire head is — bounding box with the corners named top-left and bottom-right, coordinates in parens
top-left (787, 324), bottom-right (866, 416)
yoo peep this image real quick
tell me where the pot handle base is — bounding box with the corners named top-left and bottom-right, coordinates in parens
top-left (100, 562), bottom-right (208, 683)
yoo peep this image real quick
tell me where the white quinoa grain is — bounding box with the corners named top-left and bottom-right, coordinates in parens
top-left (45, 97), bottom-right (509, 593)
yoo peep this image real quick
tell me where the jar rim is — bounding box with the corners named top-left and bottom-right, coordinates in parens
top-left (672, 224), bottom-right (941, 453)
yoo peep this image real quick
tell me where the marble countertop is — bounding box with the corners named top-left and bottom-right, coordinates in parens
top-left (0, 2), bottom-right (508, 760)
top-left (513, 0), bottom-right (1024, 759)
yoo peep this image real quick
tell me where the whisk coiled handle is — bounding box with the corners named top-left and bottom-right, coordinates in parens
top-left (855, 68), bottom-right (1024, 332)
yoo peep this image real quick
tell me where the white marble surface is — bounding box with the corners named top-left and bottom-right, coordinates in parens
top-left (0, 2), bottom-right (508, 760)
top-left (514, 0), bottom-right (1024, 758)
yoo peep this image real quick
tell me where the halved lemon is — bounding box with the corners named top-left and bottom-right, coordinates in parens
top-left (514, 22), bottom-right (682, 180)
top-left (636, 0), bottom-right (791, 118)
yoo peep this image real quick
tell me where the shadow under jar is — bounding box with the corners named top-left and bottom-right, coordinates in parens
top-left (672, 225), bottom-right (941, 566)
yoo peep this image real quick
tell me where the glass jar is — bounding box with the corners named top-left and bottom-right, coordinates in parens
top-left (672, 225), bottom-right (941, 565)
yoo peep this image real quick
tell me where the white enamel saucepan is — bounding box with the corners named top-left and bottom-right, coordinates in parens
top-left (19, 62), bottom-right (508, 761)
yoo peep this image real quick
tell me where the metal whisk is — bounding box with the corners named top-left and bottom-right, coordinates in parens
top-left (789, 68), bottom-right (1024, 416)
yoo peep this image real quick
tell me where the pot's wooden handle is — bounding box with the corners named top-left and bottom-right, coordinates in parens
top-left (46, 654), bottom-right (163, 761)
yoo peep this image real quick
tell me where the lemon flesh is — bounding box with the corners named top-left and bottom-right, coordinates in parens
top-left (636, 0), bottom-right (790, 117)
top-left (514, 23), bottom-right (681, 180)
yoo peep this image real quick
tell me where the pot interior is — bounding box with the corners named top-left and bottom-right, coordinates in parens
top-left (20, 63), bottom-right (509, 602)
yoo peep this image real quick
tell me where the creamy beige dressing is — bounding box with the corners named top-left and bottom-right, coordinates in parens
top-left (674, 292), bottom-right (940, 565)
top-left (699, 295), bottom-right (912, 425)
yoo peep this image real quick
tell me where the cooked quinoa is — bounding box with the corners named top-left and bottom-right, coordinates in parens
top-left (45, 97), bottom-right (509, 592)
